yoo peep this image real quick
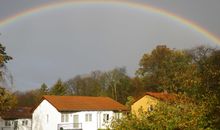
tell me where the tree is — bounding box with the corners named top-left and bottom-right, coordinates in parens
top-left (50, 79), bottom-right (68, 95)
top-left (35, 83), bottom-right (49, 103)
top-left (111, 94), bottom-right (211, 130)
top-left (0, 87), bottom-right (17, 112)
top-left (66, 74), bottom-right (103, 96)
top-left (39, 83), bottom-right (49, 94)
top-left (101, 67), bottom-right (133, 103)
top-left (0, 43), bottom-right (15, 112)
top-left (137, 45), bottom-right (200, 93)
top-left (0, 43), bottom-right (12, 65)
top-left (65, 68), bottom-right (133, 103)
top-left (15, 90), bottom-right (38, 107)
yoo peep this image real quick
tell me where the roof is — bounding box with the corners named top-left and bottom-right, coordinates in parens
top-left (133, 92), bottom-right (177, 104)
top-left (41, 95), bottom-right (128, 112)
top-left (1, 107), bottom-right (32, 120)
top-left (145, 92), bottom-right (176, 101)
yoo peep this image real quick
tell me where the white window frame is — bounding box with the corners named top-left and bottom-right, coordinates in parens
top-left (103, 114), bottom-right (109, 122)
top-left (85, 113), bottom-right (92, 122)
top-left (114, 112), bottom-right (120, 119)
top-left (61, 113), bottom-right (69, 122)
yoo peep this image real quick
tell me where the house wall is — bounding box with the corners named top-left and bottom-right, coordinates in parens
top-left (0, 117), bottom-right (3, 128)
top-left (32, 99), bottom-right (123, 130)
top-left (0, 118), bottom-right (31, 130)
top-left (16, 119), bottom-right (32, 130)
top-left (58, 111), bottom-right (117, 130)
top-left (131, 95), bottom-right (159, 115)
top-left (32, 99), bottom-right (61, 130)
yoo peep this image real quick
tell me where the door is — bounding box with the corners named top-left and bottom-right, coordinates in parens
top-left (73, 115), bottom-right (79, 128)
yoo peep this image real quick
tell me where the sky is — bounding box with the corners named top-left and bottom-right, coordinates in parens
top-left (0, 0), bottom-right (219, 91)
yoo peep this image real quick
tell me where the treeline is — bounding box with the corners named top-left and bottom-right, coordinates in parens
top-left (15, 67), bottom-right (141, 106)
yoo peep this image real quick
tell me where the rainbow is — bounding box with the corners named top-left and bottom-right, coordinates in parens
top-left (0, 0), bottom-right (220, 45)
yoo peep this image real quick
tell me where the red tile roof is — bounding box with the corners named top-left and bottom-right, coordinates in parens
top-left (133, 92), bottom-right (177, 104)
top-left (1, 107), bottom-right (32, 120)
top-left (42, 95), bottom-right (128, 112)
top-left (145, 92), bottom-right (176, 101)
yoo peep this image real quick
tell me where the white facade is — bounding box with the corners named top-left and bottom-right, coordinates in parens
top-left (32, 100), bottom-right (60, 130)
top-left (0, 118), bottom-right (31, 130)
top-left (32, 99), bottom-right (123, 130)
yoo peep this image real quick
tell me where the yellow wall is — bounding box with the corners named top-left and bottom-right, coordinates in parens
top-left (131, 95), bottom-right (158, 115)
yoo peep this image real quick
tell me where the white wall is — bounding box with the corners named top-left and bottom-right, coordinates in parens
top-left (58, 111), bottom-right (116, 130)
top-left (16, 119), bottom-right (32, 130)
top-left (0, 118), bottom-right (31, 130)
top-left (32, 100), bottom-right (61, 130)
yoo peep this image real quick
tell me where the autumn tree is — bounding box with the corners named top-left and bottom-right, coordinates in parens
top-left (0, 87), bottom-right (17, 111)
top-left (15, 90), bottom-right (39, 107)
top-left (137, 45), bottom-right (200, 93)
top-left (187, 46), bottom-right (220, 128)
top-left (111, 95), bottom-right (211, 130)
top-left (0, 43), bottom-right (16, 112)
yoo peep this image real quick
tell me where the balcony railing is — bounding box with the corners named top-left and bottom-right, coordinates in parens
top-left (1, 126), bottom-right (31, 130)
top-left (57, 123), bottom-right (82, 130)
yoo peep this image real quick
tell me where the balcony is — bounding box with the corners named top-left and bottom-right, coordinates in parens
top-left (57, 123), bottom-right (82, 130)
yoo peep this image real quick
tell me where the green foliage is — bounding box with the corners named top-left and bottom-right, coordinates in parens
top-left (111, 94), bottom-right (212, 130)
top-left (0, 43), bottom-right (15, 112)
top-left (0, 43), bottom-right (12, 65)
top-left (0, 87), bottom-right (17, 112)
top-left (125, 96), bottom-right (135, 110)
top-left (137, 45), bottom-right (200, 93)
top-left (123, 45), bottom-right (220, 129)
top-left (50, 79), bottom-right (68, 95)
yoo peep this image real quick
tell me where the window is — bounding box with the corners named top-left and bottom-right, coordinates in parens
top-left (114, 113), bottom-right (120, 119)
top-left (61, 113), bottom-right (69, 122)
top-left (85, 114), bottom-right (92, 122)
top-left (148, 105), bottom-right (153, 112)
top-left (47, 114), bottom-right (49, 123)
top-left (22, 120), bottom-right (25, 126)
top-left (22, 120), bottom-right (28, 126)
top-left (25, 120), bottom-right (28, 125)
top-left (103, 114), bottom-right (109, 122)
top-left (5, 121), bottom-right (12, 126)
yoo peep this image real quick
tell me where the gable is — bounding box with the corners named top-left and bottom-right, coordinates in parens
top-left (131, 95), bottom-right (158, 113)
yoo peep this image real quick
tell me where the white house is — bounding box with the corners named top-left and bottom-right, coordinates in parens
top-left (0, 107), bottom-right (32, 130)
top-left (32, 95), bottom-right (128, 130)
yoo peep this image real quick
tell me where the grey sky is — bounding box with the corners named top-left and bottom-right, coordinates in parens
top-left (0, 0), bottom-right (219, 91)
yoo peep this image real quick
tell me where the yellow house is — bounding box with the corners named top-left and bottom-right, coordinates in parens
top-left (131, 92), bottom-right (175, 115)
